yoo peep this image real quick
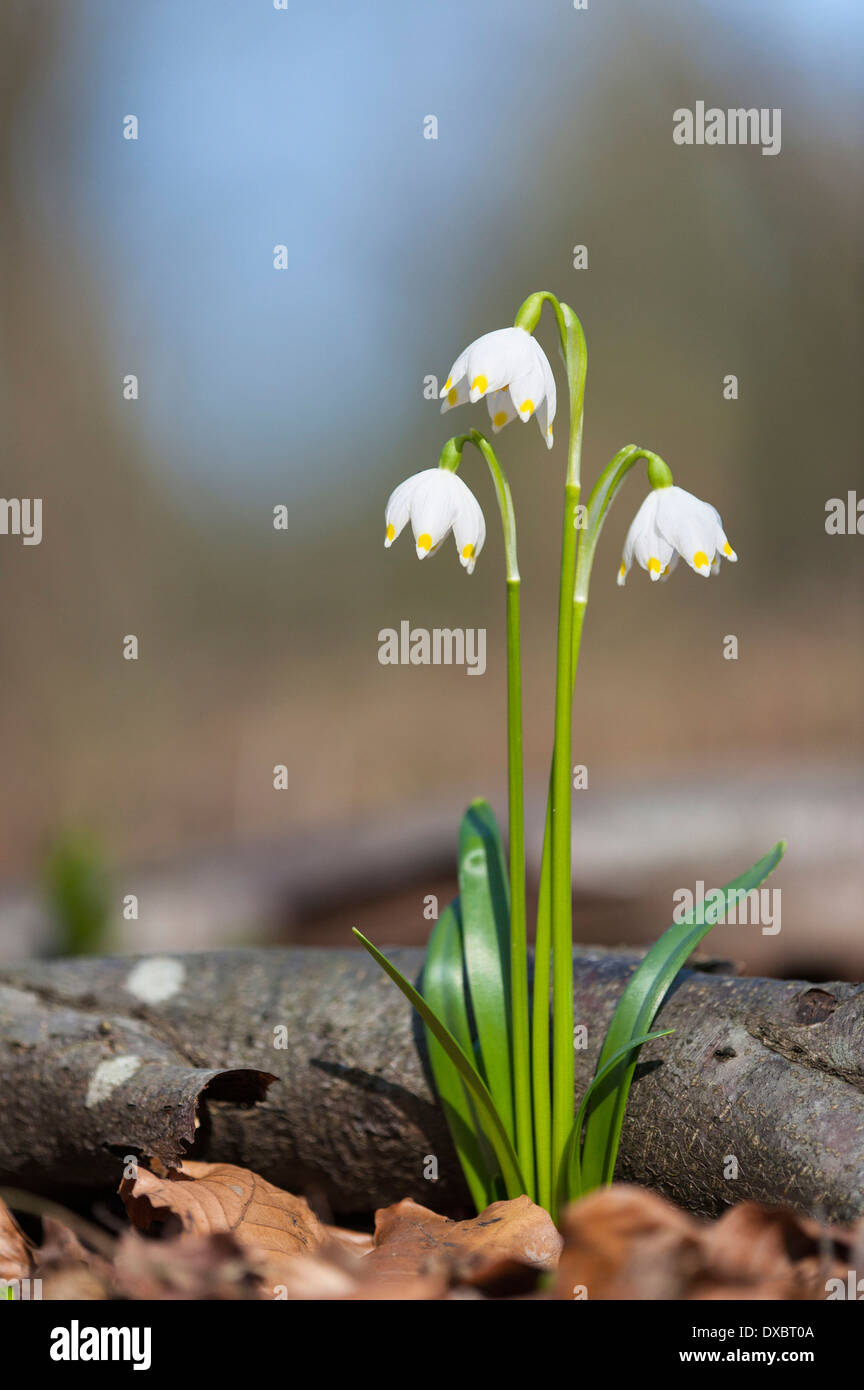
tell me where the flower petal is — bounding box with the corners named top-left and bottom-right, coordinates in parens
top-left (486, 388), bottom-right (517, 434)
top-left (507, 354), bottom-right (546, 423)
top-left (655, 487), bottom-right (721, 577)
top-left (464, 326), bottom-right (537, 402)
top-left (439, 375), bottom-right (470, 415)
top-left (451, 485), bottom-right (486, 573)
top-left (384, 476), bottom-right (415, 547)
top-left (408, 471), bottom-right (459, 557)
top-left (532, 337), bottom-right (557, 447)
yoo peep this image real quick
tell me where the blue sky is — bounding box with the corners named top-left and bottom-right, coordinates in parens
top-left (14, 0), bottom-right (863, 506)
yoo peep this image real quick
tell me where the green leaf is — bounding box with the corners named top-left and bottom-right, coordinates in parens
top-left (422, 900), bottom-right (499, 1211)
top-left (556, 1029), bottom-right (674, 1212)
top-left (457, 800), bottom-right (514, 1141)
top-left (580, 841), bottom-right (786, 1190)
top-left (353, 928), bottom-right (526, 1199)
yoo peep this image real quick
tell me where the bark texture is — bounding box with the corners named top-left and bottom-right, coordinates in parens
top-left (0, 948), bottom-right (862, 1221)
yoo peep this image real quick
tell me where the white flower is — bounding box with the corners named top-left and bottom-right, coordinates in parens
top-left (384, 469), bottom-right (486, 573)
top-left (439, 326), bottom-right (557, 449)
top-left (617, 485), bottom-right (737, 585)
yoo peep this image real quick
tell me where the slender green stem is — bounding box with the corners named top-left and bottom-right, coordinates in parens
top-left (441, 430), bottom-right (532, 1194)
top-left (531, 815), bottom-right (552, 1211)
top-left (550, 480), bottom-right (579, 1203)
top-left (505, 576), bottom-right (532, 1194)
top-left (440, 431), bottom-right (519, 583)
top-left (532, 593), bottom-right (586, 1207)
top-left (517, 299), bottom-right (587, 1211)
top-left (533, 442), bottom-right (671, 1208)
top-left (537, 446), bottom-right (672, 922)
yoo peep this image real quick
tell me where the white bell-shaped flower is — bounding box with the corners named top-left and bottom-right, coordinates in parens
top-left (439, 326), bottom-right (557, 449)
top-left (617, 485), bottom-right (737, 585)
top-left (384, 468), bottom-right (486, 573)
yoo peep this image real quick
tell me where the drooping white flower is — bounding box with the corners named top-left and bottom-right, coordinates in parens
top-left (439, 326), bottom-right (557, 449)
top-left (384, 468), bottom-right (486, 573)
top-left (617, 485), bottom-right (737, 585)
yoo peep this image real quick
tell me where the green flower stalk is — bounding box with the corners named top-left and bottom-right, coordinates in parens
top-left (358, 288), bottom-right (784, 1222)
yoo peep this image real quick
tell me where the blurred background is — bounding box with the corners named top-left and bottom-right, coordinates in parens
top-left (0, 0), bottom-right (861, 978)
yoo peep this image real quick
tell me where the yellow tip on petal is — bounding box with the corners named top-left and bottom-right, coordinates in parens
top-left (693, 550), bottom-right (710, 570)
top-left (471, 375), bottom-right (488, 394)
top-left (416, 533), bottom-right (433, 554)
top-left (461, 544), bottom-right (474, 560)
top-left (447, 387), bottom-right (458, 406)
top-left (385, 523), bottom-right (395, 542)
top-left (443, 377), bottom-right (452, 391)
top-left (723, 540), bottom-right (733, 557)
top-left (619, 562), bottom-right (626, 578)
top-left (493, 411), bottom-right (508, 427)
top-left (519, 398), bottom-right (534, 417)
top-left (647, 557), bottom-right (662, 574)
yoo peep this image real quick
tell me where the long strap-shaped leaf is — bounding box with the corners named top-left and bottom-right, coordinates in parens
top-left (457, 800), bottom-right (515, 1141)
top-left (579, 841), bottom-right (786, 1190)
top-left (556, 1028), bottom-right (673, 1211)
top-left (422, 900), bottom-right (499, 1210)
top-left (353, 929), bottom-right (526, 1199)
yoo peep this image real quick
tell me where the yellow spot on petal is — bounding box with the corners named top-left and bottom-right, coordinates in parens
top-left (462, 544), bottom-right (475, 560)
top-left (647, 557), bottom-right (662, 574)
top-left (417, 533), bottom-right (432, 553)
top-left (619, 562), bottom-right (626, 578)
top-left (693, 550), bottom-right (710, 569)
top-left (519, 398), bottom-right (534, 416)
top-left (662, 565), bottom-right (670, 575)
top-left (471, 375), bottom-right (488, 394)
top-left (385, 523), bottom-right (395, 541)
top-left (723, 540), bottom-right (733, 557)
top-left (443, 377), bottom-right (452, 391)
top-left (493, 411), bottom-right (508, 427)
top-left (447, 387), bottom-right (458, 405)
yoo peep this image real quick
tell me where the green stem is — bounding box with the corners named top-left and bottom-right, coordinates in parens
top-left (505, 576), bottom-right (531, 1195)
top-left (531, 816), bottom-right (552, 1212)
top-left (534, 442), bottom-right (671, 1207)
top-left (517, 299), bottom-right (587, 1211)
top-left (442, 430), bottom-right (532, 1194)
top-left (550, 479), bottom-right (579, 1203)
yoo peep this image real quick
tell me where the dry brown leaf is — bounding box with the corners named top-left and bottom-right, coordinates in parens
top-left (366, 1194), bottom-right (561, 1291)
top-left (0, 1197), bottom-right (32, 1282)
top-left (264, 1247), bottom-right (361, 1301)
top-left (113, 1229), bottom-right (261, 1300)
top-left (257, 1194), bottom-right (558, 1300)
top-left (702, 1202), bottom-right (845, 1278)
top-left (555, 1185), bottom-right (704, 1300)
top-left (36, 1216), bottom-right (109, 1271)
top-left (267, 1241), bottom-right (447, 1301)
top-left (39, 1264), bottom-right (111, 1301)
top-left (119, 1160), bottom-right (326, 1286)
top-left (34, 1216), bottom-right (114, 1301)
top-left (323, 1224), bottom-right (374, 1256)
top-left (694, 1202), bottom-right (851, 1298)
top-left (556, 1185), bottom-right (856, 1301)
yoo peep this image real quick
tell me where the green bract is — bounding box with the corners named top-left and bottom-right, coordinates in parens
top-left (361, 290), bottom-right (784, 1222)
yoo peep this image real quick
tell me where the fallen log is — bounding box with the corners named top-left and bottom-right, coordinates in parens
top-left (0, 948), bottom-right (862, 1222)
